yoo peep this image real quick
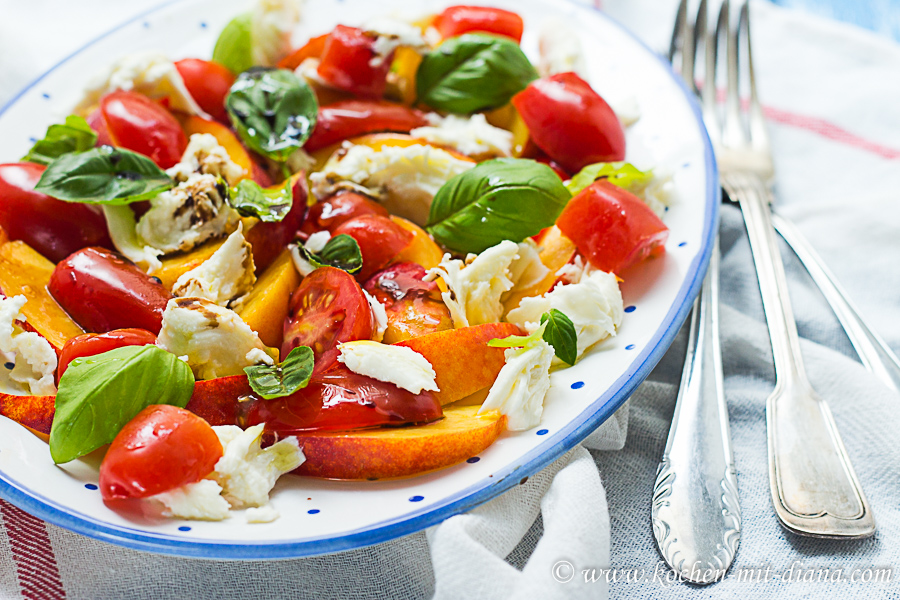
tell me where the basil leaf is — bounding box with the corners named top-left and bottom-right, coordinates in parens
top-left (298, 234), bottom-right (363, 274)
top-left (22, 115), bottom-right (97, 166)
top-left (567, 162), bottom-right (654, 196)
top-left (427, 158), bottom-right (571, 255)
top-left (416, 33), bottom-right (538, 114)
top-left (49, 345), bottom-right (195, 464)
top-left (34, 146), bottom-right (174, 204)
top-left (244, 346), bottom-right (314, 399)
top-left (540, 309), bottom-right (578, 366)
top-left (226, 68), bottom-right (318, 162)
top-left (229, 179), bottom-right (292, 222)
top-left (213, 13), bottom-right (254, 75)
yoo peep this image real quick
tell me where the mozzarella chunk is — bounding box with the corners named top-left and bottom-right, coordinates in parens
top-left (74, 52), bottom-right (207, 117)
top-left (640, 170), bottom-right (675, 218)
top-left (411, 113), bottom-right (513, 158)
top-left (363, 290), bottom-right (388, 342)
top-left (157, 298), bottom-right (274, 380)
top-left (555, 254), bottom-right (595, 286)
top-left (172, 224), bottom-right (256, 309)
top-left (289, 230), bottom-right (331, 277)
top-left (212, 424), bottom-right (305, 509)
top-left (364, 17), bottom-right (429, 66)
top-left (152, 479), bottom-right (231, 521)
top-left (507, 239), bottom-right (550, 294)
top-left (0, 296), bottom-right (57, 396)
top-left (167, 133), bottom-right (246, 186)
top-left (479, 340), bottom-right (554, 431)
top-left (538, 19), bottom-right (587, 78)
top-left (506, 270), bottom-right (624, 363)
top-left (245, 505), bottom-right (280, 524)
top-left (337, 340), bottom-right (438, 394)
top-left (251, 0), bottom-right (303, 67)
top-left (102, 205), bottom-right (164, 274)
top-left (310, 143), bottom-right (474, 225)
top-left (136, 173), bottom-right (240, 254)
top-left (428, 240), bottom-right (519, 328)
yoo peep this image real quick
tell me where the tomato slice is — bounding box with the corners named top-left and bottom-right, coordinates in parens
top-left (95, 90), bottom-right (188, 169)
top-left (100, 405), bottom-right (223, 500)
top-left (555, 180), bottom-right (669, 274)
top-left (300, 191), bottom-right (389, 235)
top-left (304, 101), bottom-right (428, 152)
top-left (174, 58), bottom-right (235, 123)
top-left (245, 365), bottom-right (442, 433)
top-left (364, 263), bottom-right (452, 343)
top-left (317, 25), bottom-right (392, 98)
top-left (282, 267), bottom-right (374, 372)
top-left (0, 163), bottom-right (113, 263)
top-left (331, 214), bottom-right (414, 281)
top-left (243, 174), bottom-right (309, 272)
top-left (512, 72), bottom-right (625, 174)
top-left (58, 328), bottom-right (157, 380)
top-left (278, 33), bottom-right (329, 70)
top-left (48, 247), bottom-right (173, 334)
top-left (433, 5), bottom-right (525, 42)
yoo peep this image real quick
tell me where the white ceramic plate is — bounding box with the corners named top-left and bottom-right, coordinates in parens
top-left (0, 0), bottom-right (717, 558)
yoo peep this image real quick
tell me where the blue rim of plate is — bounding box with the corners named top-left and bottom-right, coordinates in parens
top-left (0, 0), bottom-right (720, 559)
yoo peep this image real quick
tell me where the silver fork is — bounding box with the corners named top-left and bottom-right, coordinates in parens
top-left (706, 0), bottom-right (874, 538)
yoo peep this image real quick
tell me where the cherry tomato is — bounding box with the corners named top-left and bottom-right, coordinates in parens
top-left (174, 58), bottom-right (235, 123)
top-left (363, 262), bottom-right (437, 306)
top-left (364, 263), bottom-right (452, 343)
top-left (278, 33), bottom-right (328, 70)
top-left (282, 267), bottom-right (374, 373)
top-left (48, 247), bottom-right (173, 334)
top-left (300, 191), bottom-right (389, 235)
top-left (304, 101), bottom-right (428, 152)
top-left (99, 405), bottom-right (223, 500)
top-left (331, 215), bottom-right (414, 281)
top-left (512, 72), bottom-right (625, 174)
top-left (57, 328), bottom-right (157, 380)
top-left (555, 180), bottom-right (669, 274)
top-left (0, 163), bottom-right (113, 263)
top-left (245, 365), bottom-right (442, 433)
top-left (433, 6), bottom-right (524, 42)
top-left (317, 25), bottom-right (391, 98)
top-left (244, 175), bottom-right (309, 272)
top-left (94, 90), bottom-right (188, 169)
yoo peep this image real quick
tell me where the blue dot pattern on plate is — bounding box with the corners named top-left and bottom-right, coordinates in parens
top-left (307, 509), bottom-right (320, 515)
top-left (84, 483), bottom-right (98, 491)
top-left (41, 93), bottom-right (50, 100)
top-left (536, 429), bottom-right (549, 436)
top-left (626, 344), bottom-right (636, 350)
top-left (466, 457), bottom-right (480, 464)
top-left (624, 305), bottom-right (636, 313)
top-left (200, 22), bottom-right (208, 28)
top-left (143, 21), bottom-right (150, 28)
top-left (571, 381), bottom-right (585, 389)
top-left (409, 495), bottom-right (424, 502)
top-left (678, 241), bottom-right (688, 247)
top-left (4, 362), bottom-right (13, 370)
top-left (178, 526), bottom-right (191, 532)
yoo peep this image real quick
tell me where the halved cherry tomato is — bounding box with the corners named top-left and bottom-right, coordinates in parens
top-left (0, 163), bottom-right (113, 263)
top-left (278, 33), bottom-right (328, 70)
top-left (244, 174), bottom-right (309, 272)
top-left (363, 262), bottom-right (437, 306)
top-left (48, 247), bottom-right (172, 334)
top-left (304, 101), bottom-right (428, 152)
top-left (100, 405), bottom-right (223, 500)
top-left (317, 25), bottom-right (392, 98)
top-left (245, 365), bottom-right (442, 433)
top-left (92, 90), bottom-right (188, 168)
top-left (433, 5), bottom-right (525, 43)
top-left (512, 72), bottom-right (625, 174)
top-left (174, 58), bottom-right (235, 123)
top-left (331, 215), bottom-right (414, 281)
top-left (364, 263), bottom-right (452, 343)
top-left (300, 191), bottom-right (389, 235)
top-left (555, 180), bottom-right (669, 274)
top-left (57, 328), bottom-right (157, 380)
top-left (281, 267), bottom-right (374, 372)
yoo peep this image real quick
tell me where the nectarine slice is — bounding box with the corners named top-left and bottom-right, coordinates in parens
top-left (390, 216), bottom-right (444, 270)
top-left (178, 114), bottom-right (253, 181)
top-left (0, 391), bottom-right (54, 435)
top-left (237, 249), bottom-right (300, 349)
top-left (502, 226), bottom-right (577, 315)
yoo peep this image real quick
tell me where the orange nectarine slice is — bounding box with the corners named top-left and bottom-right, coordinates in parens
top-left (0, 391), bottom-right (54, 435)
top-left (390, 215), bottom-right (445, 270)
top-left (237, 249), bottom-right (300, 349)
top-left (502, 226), bottom-right (577, 315)
top-left (178, 114), bottom-right (253, 181)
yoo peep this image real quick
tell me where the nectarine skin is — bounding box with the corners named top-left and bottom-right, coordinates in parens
top-left (0, 392), bottom-right (54, 435)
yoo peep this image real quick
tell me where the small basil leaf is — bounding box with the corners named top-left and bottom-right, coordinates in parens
top-left (229, 179), bottom-right (292, 222)
top-left (427, 157), bottom-right (571, 254)
top-left (416, 33), bottom-right (538, 114)
top-left (567, 162), bottom-right (654, 196)
top-left (540, 309), bottom-right (578, 366)
top-left (22, 115), bottom-right (97, 166)
top-left (49, 345), bottom-right (195, 464)
top-left (226, 68), bottom-right (318, 162)
top-left (244, 346), bottom-right (314, 399)
top-left (34, 146), bottom-right (174, 204)
top-left (298, 234), bottom-right (363, 274)
top-left (212, 13), bottom-right (254, 75)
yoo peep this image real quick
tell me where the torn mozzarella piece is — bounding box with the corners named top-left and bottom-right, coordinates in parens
top-left (411, 113), bottom-right (513, 158)
top-left (538, 19), bottom-right (587, 78)
top-left (309, 143), bottom-right (474, 225)
top-left (427, 240), bottom-right (519, 328)
top-left (363, 290), bottom-right (388, 342)
top-left (172, 224), bottom-right (256, 309)
top-left (289, 230), bottom-right (331, 277)
top-left (102, 205), bottom-right (163, 274)
top-left (0, 296), bottom-right (57, 396)
top-left (251, 0), bottom-right (303, 67)
top-left (167, 133), bottom-right (247, 186)
top-left (555, 254), bottom-right (596, 286)
top-left (506, 270), bottom-right (624, 363)
top-left (479, 340), bottom-right (554, 431)
top-left (364, 17), bottom-right (429, 67)
top-left (157, 298), bottom-right (274, 380)
top-left (245, 505), bottom-right (280, 523)
top-left (507, 239), bottom-right (550, 294)
top-left (639, 169), bottom-right (675, 218)
top-left (152, 479), bottom-right (231, 521)
top-left (337, 340), bottom-right (438, 394)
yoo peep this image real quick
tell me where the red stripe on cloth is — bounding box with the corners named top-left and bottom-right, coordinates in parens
top-left (0, 500), bottom-right (66, 600)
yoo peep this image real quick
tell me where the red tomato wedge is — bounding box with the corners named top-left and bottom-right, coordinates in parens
top-left (281, 267), bottom-right (374, 372)
top-left (555, 180), bottom-right (668, 275)
top-left (300, 191), bottom-right (389, 235)
top-left (0, 162), bottom-right (113, 263)
top-left (244, 174), bottom-right (309, 272)
top-left (512, 72), bottom-right (625, 174)
top-left (434, 5), bottom-right (525, 43)
top-left (174, 58), bottom-right (235, 122)
top-left (304, 101), bottom-right (428, 152)
top-left (317, 25), bottom-right (392, 98)
top-left (278, 33), bottom-right (328, 70)
top-left (58, 328), bottom-right (157, 380)
top-left (100, 405), bottom-right (223, 500)
top-left (331, 214), bottom-right (414, 281)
